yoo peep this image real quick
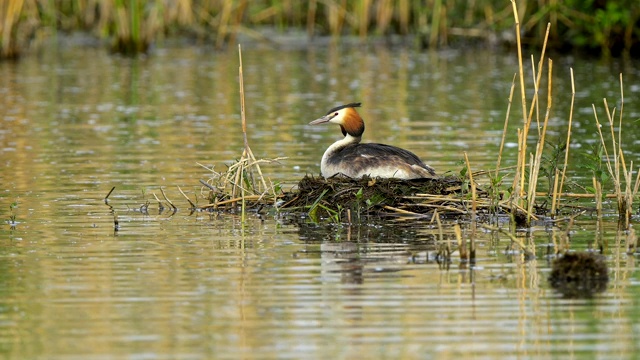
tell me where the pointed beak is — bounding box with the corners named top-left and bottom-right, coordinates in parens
top-left (309, 115), bottom-right (331, 125)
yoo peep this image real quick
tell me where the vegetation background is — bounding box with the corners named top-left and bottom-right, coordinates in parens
top-left (1, 0), bottom-right (639, 59)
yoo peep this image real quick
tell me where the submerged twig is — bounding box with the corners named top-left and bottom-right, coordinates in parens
top-left (149, 193), bottom-right (164, 213)
top-left (199, 179), bottom-right (217, 191)
top-left (177, 186), bottom-right (196, 209)
top-left (159, 187), bottom-right (177, 213)
top-left (104, 186), bottom-right (116, 204)
top-left (104, 187), bottom-right (118, 231)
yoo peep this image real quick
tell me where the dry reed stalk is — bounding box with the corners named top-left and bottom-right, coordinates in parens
top-left (1, 0), bottom-right (25, 58)
top-left (596, 213), bottom-right (604, 252)
top-left (411, 191), bottom-right (472, 201)
top-left (151, 192), bottom-right (164, 210)
top-left (3, 1), bottom-right (636, 58)
top-left (620, 158), bottom-right (633, 227)
top-left (537, 192), bottom-right (617, 199)
top-left (112, 0), bottom-right (164, 54)
top-left (408, 193), bottom-right (466, 202)
top-left (591, 75), bottom-right (640, 228)
top-left (496, 74), bottom-right (517, 177)
top-left (604, 98), bottom-right (620, 187)
top-left (307, 0), bottom-right (317, 37)
top-left (464, 152), bottom-right (476, 259)
top-left (408, 191), bottom-right (537, 220)
top-left (174, 0), bottom-right (194, 25)
top-left (430, 0), bottom-right (443, 47)
top-left (226, 44), bottom-right (267, 219)
top-left (202, 194), bottom-right (266, 208)
top-left (510, 0), bottom-right (554, 224)
top-left (510, 1), bottom-right (551, 210)
top-left (520, 24), bottom-right (550, 196)
top-left (397, 0), bottom-right (409, 34)
top-left (435, 211), bottom-right (445, 246)
top-left (409, 203), bottom-right (469, 214)
top-left (200, 152), bottom-right (285, 210)
top-left (530, 54), bottom-right (541, 133)
top-left (326, 1), bottom-right (346, 36)
top-left (381, 205), bottom-right (422, 216)
top-left (593, 176), bottom-right (603, 220)
top-left (527, 152), bottom-right (533, 209)
top-left (556, 68), bottom-right (576, 213)
top-left (592, 105), bottom-right (615, 181)
top-left (526, 59), bottom-right (553, 221)
top-left (510, 0), bottom-right (528, 202)
top-left (159, 187), bottom-right (177, 212)
top-left (616, 75), bottom-right (640, 228)
top-left (550, 168), bottom-right (560, 215)
top-left (510, 128), bottom-right (523, 201)
top-left (177, 185), bottom-right (196, 208)
top-left (454, 224), bottom-right (465, 260)
top-left (216, 0), bottom-right (233, 49)
top-left (464, 152), bottom-right (477, 214)
top-left (358, 0), bottom-right (370, 37)
top-left (435, 221), bottom-right (452, 262)
top-left (633, 163), bottom-right (640, 203)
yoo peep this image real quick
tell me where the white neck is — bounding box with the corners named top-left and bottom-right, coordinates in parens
top-left (320, 134), bottom-right (361, 177)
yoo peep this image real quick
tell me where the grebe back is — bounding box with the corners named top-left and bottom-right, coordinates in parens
top-left (309, 103), bottom-right (437, 180)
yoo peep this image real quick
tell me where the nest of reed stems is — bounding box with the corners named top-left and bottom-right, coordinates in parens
top-left (280, 174), bottom-right (477, 221)
top-left (200, 166), bottom-right (533, 225)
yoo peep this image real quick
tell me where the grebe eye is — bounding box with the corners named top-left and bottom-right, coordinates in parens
top-left (334, 112), bottom-right (339, 116)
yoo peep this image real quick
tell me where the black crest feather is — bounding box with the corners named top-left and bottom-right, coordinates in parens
top-left (326, 102), bottom-right (362, 115)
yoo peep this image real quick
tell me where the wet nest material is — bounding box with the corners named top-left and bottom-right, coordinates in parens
top-left (200, 169), bottom-right (531, 223)
top-left (548, 252), bottom-right (609, 298)
top-left (278, 174), bottom-right (498, 220)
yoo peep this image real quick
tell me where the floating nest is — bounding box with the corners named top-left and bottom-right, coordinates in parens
top-left (277, 174), bottom-right (502, 221)
top-left (200, 167), bottom-right (530, 223)
top-left (548, 252), bottom-right (609, 298)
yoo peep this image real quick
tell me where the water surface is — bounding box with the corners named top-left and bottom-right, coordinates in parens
top-left (1, 40), bottom-right (640, 359)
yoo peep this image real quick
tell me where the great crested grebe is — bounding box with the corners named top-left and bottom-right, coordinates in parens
top-left (309, 103), bottom-right (437, 180)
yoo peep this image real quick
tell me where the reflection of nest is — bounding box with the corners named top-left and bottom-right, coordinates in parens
top-left (549, 252), bottom-right (609, 298)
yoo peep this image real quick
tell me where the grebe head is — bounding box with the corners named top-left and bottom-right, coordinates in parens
top-left (309, 102), bottom-right (364, 137)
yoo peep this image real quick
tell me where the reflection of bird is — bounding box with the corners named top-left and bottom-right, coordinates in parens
top-left (309, 103), bottom-right (437, 179)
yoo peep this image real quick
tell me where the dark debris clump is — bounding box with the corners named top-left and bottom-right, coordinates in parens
top-left (548, 252), bottom-right (609, 298)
